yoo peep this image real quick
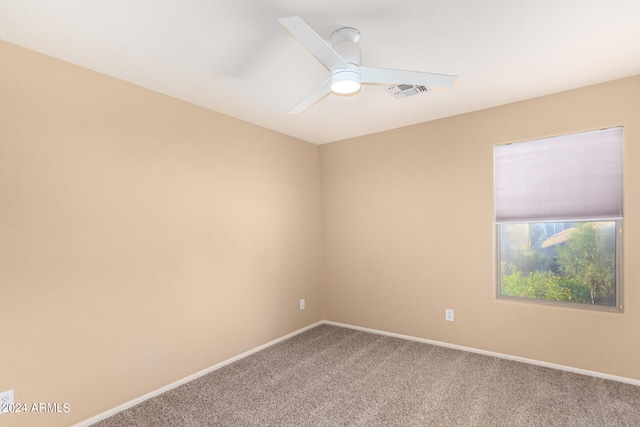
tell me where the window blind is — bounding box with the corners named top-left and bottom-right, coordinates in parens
top-left (494, 127), bottom-right (623, 223)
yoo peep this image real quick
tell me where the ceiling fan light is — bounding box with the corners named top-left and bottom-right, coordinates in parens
top-left (331, 69), bottom-right (361, 94)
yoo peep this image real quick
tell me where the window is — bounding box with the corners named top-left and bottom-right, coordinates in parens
top-left (494, 127), bottom-right (623, 309)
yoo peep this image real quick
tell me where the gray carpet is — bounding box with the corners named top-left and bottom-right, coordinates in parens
top-left (93, 324), bottom-right (640, 426)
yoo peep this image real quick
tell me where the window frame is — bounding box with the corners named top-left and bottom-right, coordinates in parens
top-left (494, 128), bottom-right (624, 312)
top-left (495, 219), bottom-right (623, 312)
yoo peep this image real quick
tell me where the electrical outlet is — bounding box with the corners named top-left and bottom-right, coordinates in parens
top-left (0, 390), bottom-right (14, 415)
top-left (445, 309), bottom-right (454, 322)
top-left (299, 299), bottom-right (305, 310)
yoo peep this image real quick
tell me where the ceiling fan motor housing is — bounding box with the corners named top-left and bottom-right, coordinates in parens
top-left (330, 27), bottom-right (362, 94)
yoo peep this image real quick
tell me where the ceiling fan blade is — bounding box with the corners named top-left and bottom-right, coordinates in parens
top-left (278, 16), bottom-right (348, 71)
top-left (361, 67), bottom-right (458, 88)
top-left (288, 78), bottom-right (332, 115)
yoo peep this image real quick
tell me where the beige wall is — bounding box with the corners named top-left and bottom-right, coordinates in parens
top-left (321, 75), bottom-right (640, 380)
top-left (0, 40), bottom-right (322, 427)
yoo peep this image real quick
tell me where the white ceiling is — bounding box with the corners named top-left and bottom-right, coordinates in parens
top-left (1, 0), bottom-right (639, 145)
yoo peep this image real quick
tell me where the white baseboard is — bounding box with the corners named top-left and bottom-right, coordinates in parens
top-left (74, 321), bottom-right (323, 427)
top-left (323, 320), bottom-right (640, 387)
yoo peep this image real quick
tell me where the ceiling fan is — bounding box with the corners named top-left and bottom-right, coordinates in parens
top-left (278, 16), bottom-right (459, 115)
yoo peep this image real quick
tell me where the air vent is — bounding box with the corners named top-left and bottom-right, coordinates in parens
top-left (385, 84), bottom-right (429, 99)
